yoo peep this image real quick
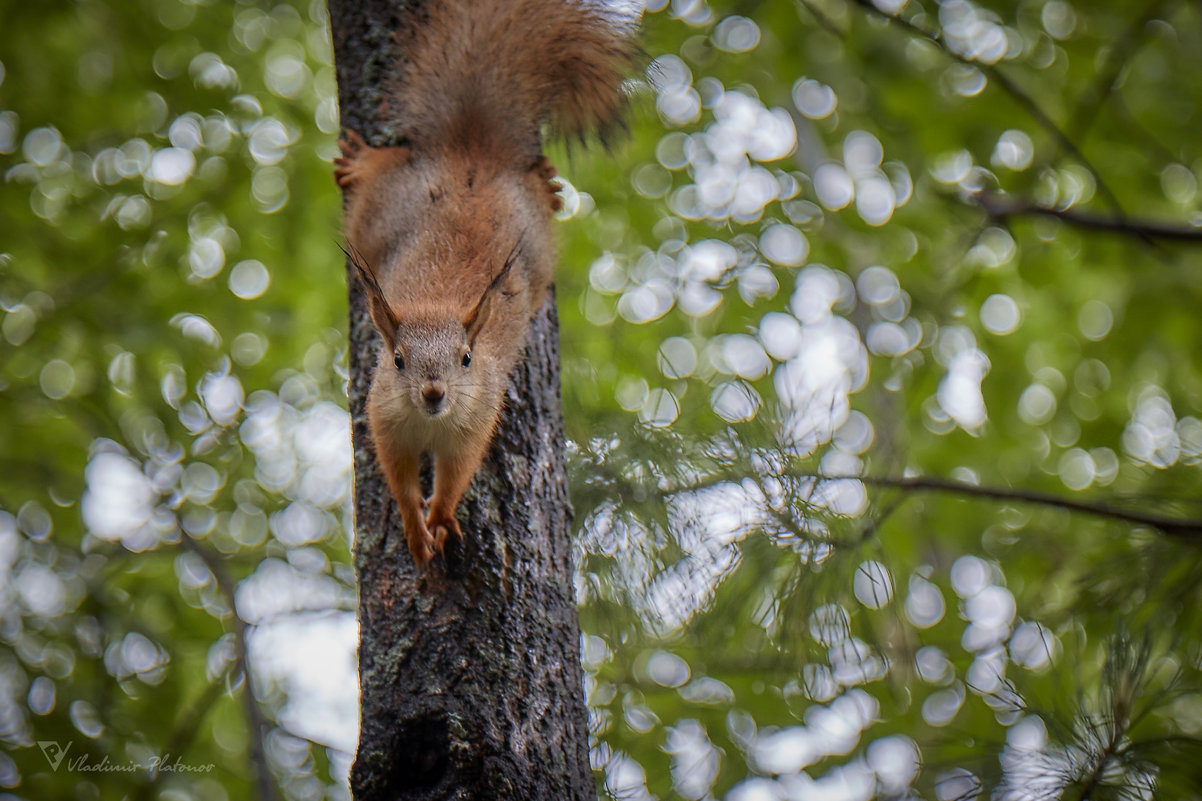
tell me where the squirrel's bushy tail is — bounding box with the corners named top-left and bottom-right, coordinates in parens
top-left (391, 0), bottom-right (635, 159)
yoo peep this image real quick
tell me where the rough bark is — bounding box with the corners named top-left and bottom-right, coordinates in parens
top-left (328, 2), bottom-right (594, 799)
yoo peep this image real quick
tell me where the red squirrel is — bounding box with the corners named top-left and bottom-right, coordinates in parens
top-left (334, 0), bottom-right (633, 565)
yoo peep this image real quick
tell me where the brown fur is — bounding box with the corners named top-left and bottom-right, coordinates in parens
top-left (335, 0), bottom-right (633, 566)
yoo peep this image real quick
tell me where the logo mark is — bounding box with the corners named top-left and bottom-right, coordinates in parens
top-left (37, 741), bottom-right (72, 771)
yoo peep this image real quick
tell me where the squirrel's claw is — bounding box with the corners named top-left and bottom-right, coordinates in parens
top-left (429, 514), bottom-right (464, 553)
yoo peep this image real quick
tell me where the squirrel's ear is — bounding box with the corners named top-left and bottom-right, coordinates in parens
top-left (463, 240), bottom-right (522, 345)
top-left (344, 244), bottom-right (400, 349)
top-left (367, 294), bottom-right (400, 352)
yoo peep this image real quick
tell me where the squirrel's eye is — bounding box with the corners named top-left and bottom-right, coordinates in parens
top-left (461, 351), bottom-right (471, 368)
top-left (394, 353), bottom-right (405, 371)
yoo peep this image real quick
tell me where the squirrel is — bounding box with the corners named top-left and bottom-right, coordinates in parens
top-left (334, 0), bottom-right (633, 566)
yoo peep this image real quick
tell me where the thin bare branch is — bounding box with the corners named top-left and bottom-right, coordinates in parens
top-left (848, 0), bottom-right (1125, 215)
top-left (1067, 0), bottom-right (1173, 143)
top-left (974, 191), bottom-right (1202, 242)
top-left (659, 470), bottom-right (1202, 540)
top-left (854, 475), bottom-right (1202, 539)
top-left (794, 0), bottom-right (847, 39)
top-left (134, 666), bottom-right (231, 801)
top-left (181, 535), bottom-right (277, 801)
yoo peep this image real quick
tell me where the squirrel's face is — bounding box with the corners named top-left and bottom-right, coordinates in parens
top-left (387, 318), bottom-right (475, 418)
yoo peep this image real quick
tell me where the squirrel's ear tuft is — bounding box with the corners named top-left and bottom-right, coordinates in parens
top-left (463, 239), bottom-right (522, 345)
top-left (462, 284), bottom-right (496, 347)
top-left (342, 242), bottom-right (400, 349)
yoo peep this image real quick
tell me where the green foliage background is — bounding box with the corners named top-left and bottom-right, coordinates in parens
top-left (3, 0), bottom-right (1202, 799)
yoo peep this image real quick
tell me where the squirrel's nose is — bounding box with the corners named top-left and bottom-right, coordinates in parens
top-left (421, 381), bottom-right (446, 408)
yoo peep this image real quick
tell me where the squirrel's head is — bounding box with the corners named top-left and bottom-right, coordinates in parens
top-left (388, 316), bottom-right (476, 417)
top-left (350, 244), bottom-right (517, 418)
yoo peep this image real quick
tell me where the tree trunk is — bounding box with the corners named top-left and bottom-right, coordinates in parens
top-left (328, 2), bottom-right (594, 799)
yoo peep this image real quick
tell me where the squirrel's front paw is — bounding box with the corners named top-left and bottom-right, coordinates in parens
top-left (406, 528), bottom-right (437, 567)
top-left (334, 130), bottom-right (369, 189)
top-left (401, 513), bottom-right (436, 566)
